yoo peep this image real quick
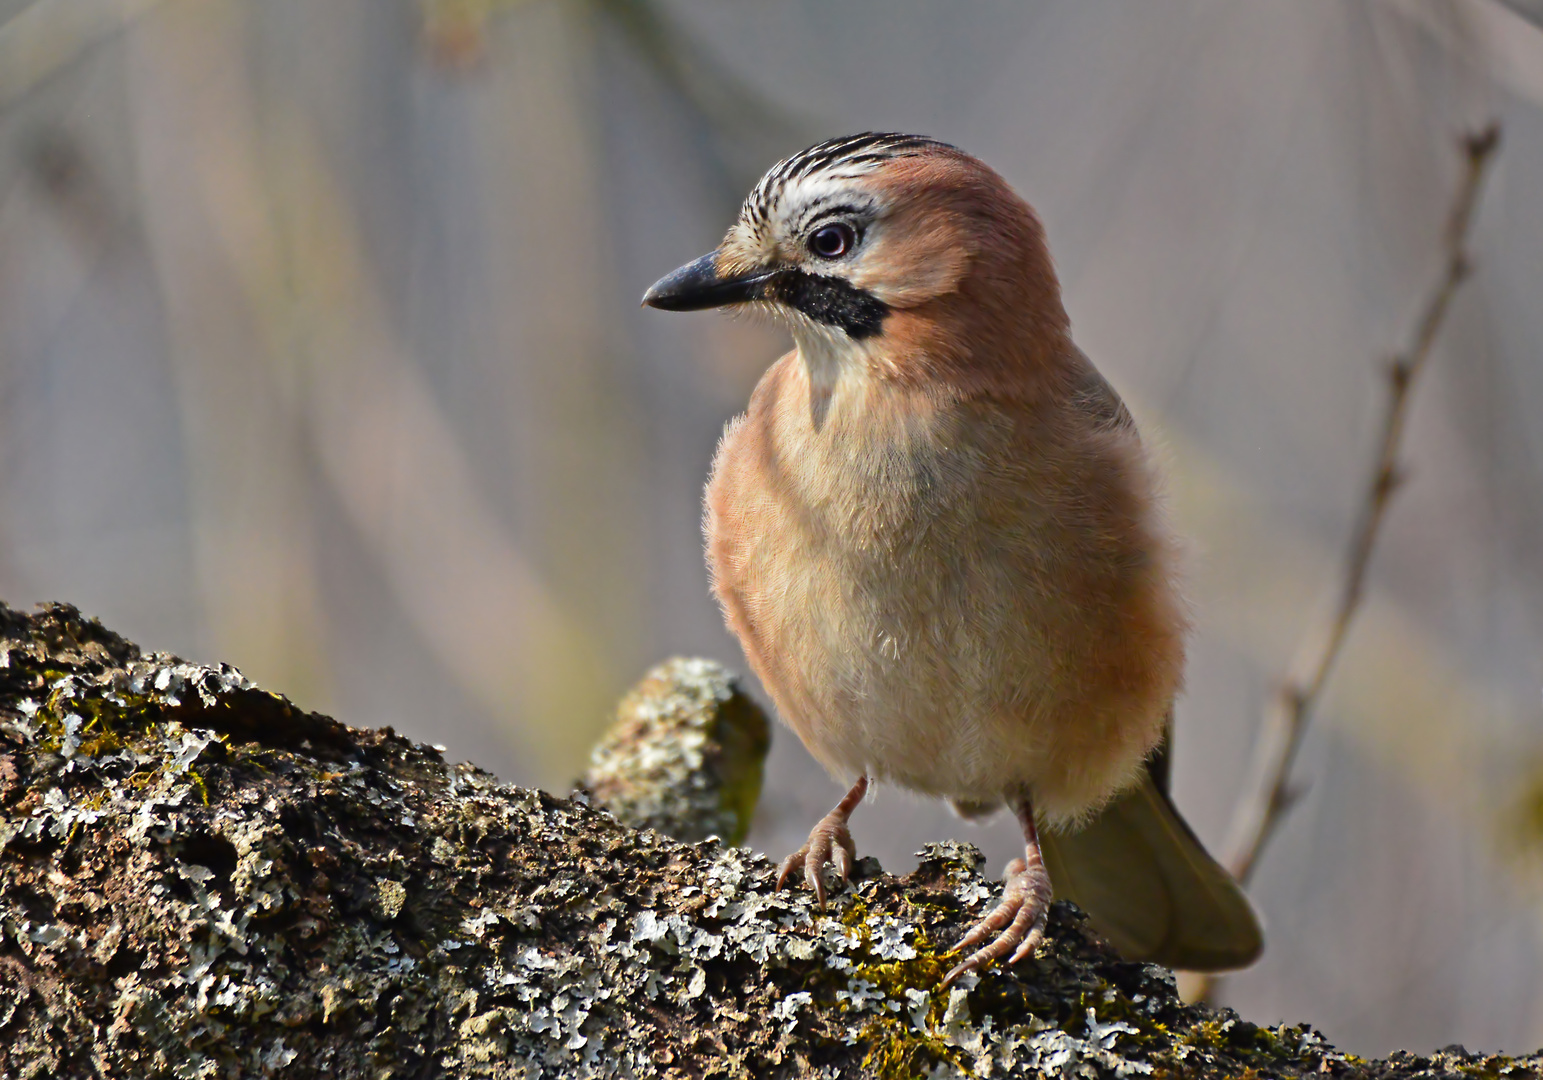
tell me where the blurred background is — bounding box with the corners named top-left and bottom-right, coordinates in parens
top-left (1, 0), bottom-right (1541, 1055)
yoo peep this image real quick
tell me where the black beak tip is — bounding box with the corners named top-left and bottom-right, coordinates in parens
top-left (640, 280), bottom-right (675, 310)
top-left (642, 252), bottom-right (720, 312)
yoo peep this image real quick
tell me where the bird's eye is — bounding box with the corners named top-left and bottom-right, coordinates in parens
top-left (808, 222), bottom-right (856, 259)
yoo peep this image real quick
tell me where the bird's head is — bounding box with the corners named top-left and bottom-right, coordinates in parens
top-left (643, 133), bottom-right (1070, 378)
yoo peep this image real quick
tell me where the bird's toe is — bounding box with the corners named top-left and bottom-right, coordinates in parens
top-left (778, 813), bottom-right (858, 909)
top-left (775, 847), bottom-right (807, 892)
top-left (940, 855), bottom-right (1049, 989)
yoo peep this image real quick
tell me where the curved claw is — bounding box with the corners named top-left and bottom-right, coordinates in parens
top-left (940, 854), bottom-right (1051, 990)
top-left (947, 857), bottom-right (1029, 956)
top-left (776, 815), bottom-right (856, 908)
top-left (775, 849), bottom-right (805, 893)
top-left (776, 778), bottom-right (866, 909)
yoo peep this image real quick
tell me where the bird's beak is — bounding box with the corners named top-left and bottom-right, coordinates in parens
top-left (642, 252), bottom-right (779, 312)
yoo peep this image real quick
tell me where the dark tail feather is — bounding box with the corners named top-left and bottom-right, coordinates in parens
top-left (1040, 770), bottom-right (1263, 971)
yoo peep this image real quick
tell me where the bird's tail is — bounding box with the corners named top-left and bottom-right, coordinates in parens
top-left (1039, 770), bottom-right (1263, 971)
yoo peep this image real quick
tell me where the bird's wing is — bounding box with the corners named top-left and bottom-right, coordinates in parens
top-left (1039, 767), bottom-right (1263, 971)
top-left (1145, 727), bottom-right (1173, 796)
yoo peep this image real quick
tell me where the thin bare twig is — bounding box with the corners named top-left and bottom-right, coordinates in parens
top-left (1190, 123), bottom-right (1501, 1002)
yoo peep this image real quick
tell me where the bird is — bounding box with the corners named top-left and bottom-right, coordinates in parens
top-left (642, 132), bottom-right (1262, 987)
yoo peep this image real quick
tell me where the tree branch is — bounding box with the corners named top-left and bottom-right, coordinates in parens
top-left (1193, 124), bottom-right (1501, 1004)
top-left (3, 601), bottom-right (1536, 1077)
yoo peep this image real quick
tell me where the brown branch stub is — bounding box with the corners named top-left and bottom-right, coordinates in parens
top-left (1199, 124), bottom-right (1502, 1001)
top-left (580, 657), bottom-right (771, 846)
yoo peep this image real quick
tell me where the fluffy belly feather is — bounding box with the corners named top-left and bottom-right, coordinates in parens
top-left (705, 356), bottom-right (1181, 827)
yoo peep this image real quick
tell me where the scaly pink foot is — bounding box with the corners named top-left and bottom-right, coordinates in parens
top-left (941, 799), bottom-right (1051, 988)
top-left (777, 776), bottom-right (868, 908)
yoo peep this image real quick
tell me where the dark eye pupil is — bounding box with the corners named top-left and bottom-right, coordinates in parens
top-left (810, 224), bottom-right (853, 258)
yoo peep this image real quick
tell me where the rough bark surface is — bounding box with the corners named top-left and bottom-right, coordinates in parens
top-left (0, 601), bottom-right (1536, 1079)
top-left (580, 657), bottom-right (769, 848)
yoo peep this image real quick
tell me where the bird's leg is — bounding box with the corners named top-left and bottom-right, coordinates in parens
top-left (776, 775), bottom-right (868, 908)
top-left (941, 796), bottom-right (1052, 988)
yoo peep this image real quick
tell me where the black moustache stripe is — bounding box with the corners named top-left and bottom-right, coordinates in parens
top-left (763, 270), bottom-right (889, 340)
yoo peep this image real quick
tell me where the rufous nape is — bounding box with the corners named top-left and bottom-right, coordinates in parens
top-left (643, 133), bottom-right (1262, 987)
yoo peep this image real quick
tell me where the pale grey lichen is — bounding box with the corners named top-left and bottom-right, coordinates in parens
top-left (581, 657), bottom-right (769, 845)
top-left (1, 602), bottom-right (1536, 1079)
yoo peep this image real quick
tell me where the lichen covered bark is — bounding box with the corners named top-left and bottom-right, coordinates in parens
top-left (581, 657), bottom-right (769, 846)
top-left (0, 602), bottom-right (1536, 1078)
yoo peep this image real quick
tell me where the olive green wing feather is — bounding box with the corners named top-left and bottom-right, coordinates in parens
top-left (1040, 768), bottom-right (1263, 971)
